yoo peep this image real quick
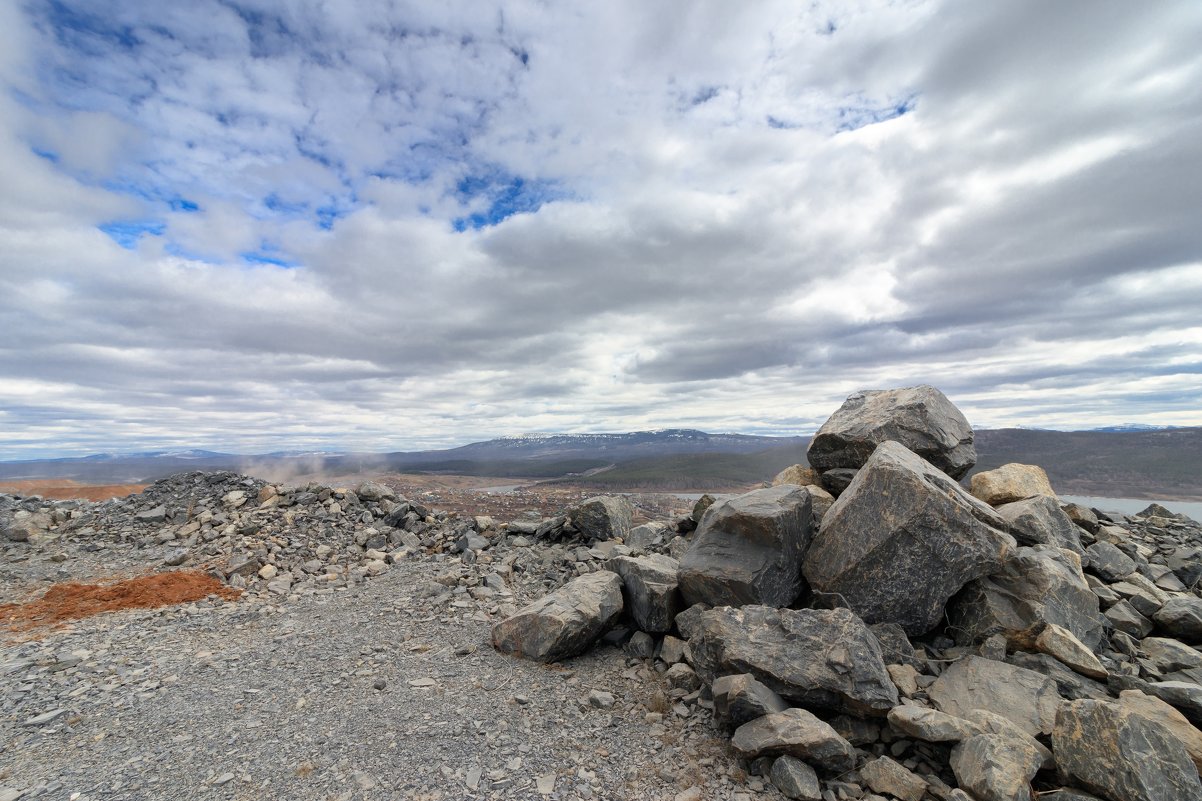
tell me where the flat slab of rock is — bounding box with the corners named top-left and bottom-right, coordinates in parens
top-left (678, 485), bottom-right (813, 609)
top-left (1085, 541), bottom-right (1136, 583)
top-left (928, 656), bottom-right (1061, 736)
top-left (570, 496), bottom-right (633, 541)
top-left (948, 545), bottom-right (1105, 650)
top-left (860, 756), bottom-right (927, 801)
top-left (605, 554), bottom-right (681, 634)
top-left (996, 496), bottom-right (1083, 554)
top-left (1053, 698), bottom-right (1202, 801)
top-left (806, 385), bottom-right (977, 478)
top-left (1119, 690), bottom-right (1202, 774)
top-left (689, 605), bottom-right (898, 717)
top-left (730, 709), bottom-right (855, 772)
top-left (970, 463), bottom-right (1055, 505)
top-left (1153, 597), bottom-right (1202, 643)
top-left (491, 572), bottom-right (623, 663)
top-left (803, 441), bottom-right (1013, 635)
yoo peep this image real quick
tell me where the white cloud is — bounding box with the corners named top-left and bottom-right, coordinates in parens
top-left (1, 0), bottom-right (1200, 458)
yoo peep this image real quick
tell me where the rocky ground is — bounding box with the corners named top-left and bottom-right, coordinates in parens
top-left (3, 385), bottom-right (1202, 801)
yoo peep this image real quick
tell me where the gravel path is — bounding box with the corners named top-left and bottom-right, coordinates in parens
top-left (2, 558), bottom-right (773, 801)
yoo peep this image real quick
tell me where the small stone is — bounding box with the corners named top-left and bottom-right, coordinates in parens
top-left (163, 548), bottom-right (188, 566)
top-left (372, 678), bottom-right (386, 691)
top-left (212, 773), bottom-right (235, 786)
top-left (588, 690), bottom-right (615, 709)
top-left (536, 773), bottom-right (557, 794)
top-left (258, 564), bottom-right (278, 580)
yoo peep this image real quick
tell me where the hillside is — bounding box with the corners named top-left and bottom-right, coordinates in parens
top-left (549, 443), bottom-right (809, 491)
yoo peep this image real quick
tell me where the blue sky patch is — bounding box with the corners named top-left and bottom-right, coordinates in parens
top-left (452, 170), bottom-right (564, 231)
top-left (834, 92), bottom-right (919, 133)
top-left (98, 219), bottom-right (165, 249)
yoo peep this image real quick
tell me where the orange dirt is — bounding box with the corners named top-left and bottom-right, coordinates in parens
top-left (0, 479), bottom-right (146, 501)
top-left (0, 571), bottom-right (240, 634)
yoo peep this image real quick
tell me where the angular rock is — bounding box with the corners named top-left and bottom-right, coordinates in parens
top-left (1006, 622), bottom-right (1108, 680)
top-left (996, 495), bottom-right (1084, 554)
top-left (1105, 599), bottom-right (1153, 638)
top-left (136, 505), bottom-right (167, 523)
top-left (807, 384), bottom-right (977, 478)
top-left (354, 481), bottom-right (396, 502)
top-left (570, 496), bottom-right (633, 541)
top-left (1142, 680), bottom-right (1202, 727)
top-left (970, 463), bottom-right (1056, 506)
top-left (1062, 502), bottom-right (1100, 533)
top-left (691, 494), bottom-right (716, 524)
top-left (688, 605), bottom-right (898, 717)
top-left (491, 572), bottom-right (623, 663)
top-left (769, 756), bottom-right (822, 801)
top-left (1153, 597), bottom-right (1202, 644)
top-left (772, 464), bottom-right (822, 488)
top-left (712, 673), bottom-right (790, 730)
top-left (678, 485), bottom-right (813, 609)
top-left (730, 709), bottom-right (855, 772)
top-left (1119, 690), bottom-right (1202, 774)
top-left (1141, 637), bottom-right (1202, 674)
top-left (803, 441), bottom-right (1014, 635)
top-left (605, 554), bottom-right (681, 634)
top-left (948, 545), bottom-right (1105, 650)
top-left (818, 468), bottom-right (857, 496)
top-left (887, 705), bottom-right (972, 742)
top-left (860, 756), bottom-right (927, 801)
top-left (625, 522), bottom-right (670, 553)
top-left (928, 656), bottom-right (1061, 736)
top-left (1085, 542), bottom-right (1136, 583)
top-left (1052, 699), bottom-right (1202, 801)
top-left (870, 623), bottom-right (925, 671)
top-left (951, 733), bottom-right (1042, 801)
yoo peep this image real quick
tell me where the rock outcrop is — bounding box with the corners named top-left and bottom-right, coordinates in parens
top-left (490, 572), bottom-right (623, 662)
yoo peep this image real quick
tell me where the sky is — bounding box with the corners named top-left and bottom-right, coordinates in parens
top-left (1, 0), bottom-right (1201, 459)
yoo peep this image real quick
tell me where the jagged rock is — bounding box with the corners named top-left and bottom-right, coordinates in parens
top-left (688, 605), bottom-right (898, 717)
top-left (658, 635), bottom-right (688, 664)
top-left (1053, 699), bottom-right (1202, 801)
top-left (860, 756), bottom-right (927, 801)
top-left (887, 705), bottom-right (971, 742)
top-left (678, 485), bottom-right (813, 608)
top-left (673, 603), bottom-right (711, 640)
top-left (1141, 637), bottom-right (1202, 673)
top-left (1141, 681), bottom-right (1202, 726)
top-left (605, 554), bottom-right (681, 634)
top-left (772, 464), bottom-right (821, 488)
top-left (803, 441), bottom-right (1014, 635)
top-left (625, 522), bottom-right (670, 553)
top-left (1153, 597), bottom-right (1202, 644)
top-left (769, 756), bottom-right (822, 801)
top-left (570, 496), bottom-right (633, 541)
top-left (948, 545), bottom-right (1105, 650)
top-left (869, 623), bottom-right (925, 671)
top-left (730, 709), bottom-right (855, 772)
top-left (491, 572), bottom-right (623, 663)
top-left (951, 733), bottom-right (1042, 801)
top-left (1118, 690), bottom-right (1202, 774)
top-left (1007, 622), bottom-right (1108, 680)
top-left (1062, 502), bottom-right (1101, 533)
top-left (928, 656), bottom-right (1061, 736)
top-left (691, 494), bottom-right (716, 524)
top-left (817, 468), bottom-right (857, 496)
top-left (1085, 542), bottom-right (1136, 582)
top-left (135, 505), bottom-right (167, 523)
top-left (712, 673), bottom-right (789, 729)
top-left (970, 463), bottom-right (1056, 506)
top-left (1104, 599), bottom-right (1153, 638)
top-left (996, 495), bottom-right (1084, 553)
top-left (806, 385), bottom-right (977, 478)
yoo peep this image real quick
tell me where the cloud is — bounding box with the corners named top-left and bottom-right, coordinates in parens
top-left (1, 0), bottom-right (1200, 458)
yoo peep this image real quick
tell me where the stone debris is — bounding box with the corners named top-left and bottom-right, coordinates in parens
top-left (6, 384), bottom-right (1202, 801)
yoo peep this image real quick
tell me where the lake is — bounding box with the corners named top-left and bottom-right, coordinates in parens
top-left (1059, 494), bottom-right (1202, 522)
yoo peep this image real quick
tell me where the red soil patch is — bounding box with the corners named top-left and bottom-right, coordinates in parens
top-left (0, 479), bottom-right (147, 501)
top-left (0, 571), bottom-right (240, 634)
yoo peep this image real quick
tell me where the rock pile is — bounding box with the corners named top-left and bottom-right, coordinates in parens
top-left (491, 385), bottom-right (1202, 801)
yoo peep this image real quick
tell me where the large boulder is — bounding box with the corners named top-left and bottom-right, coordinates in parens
top-left (570, 496), bottom-right (633, 541)
top-left (688, 605), bottom-right (899, 717)
top-left (1052, 699), bottom-right (1202, 801)
top-left (950, 733), bottom-right (1043, 801)
top-left (730, 709), bottom-right (855, 772)
top-left (1085, 542), bottom-right (1137, 583)
top-left (1154, 597), bottom-right (1202, 644)
top-left (970, 463), bottom-right (1056, 506)
top-left (712, 674), bottom-right (790, 729)
top-left (605, 554), bottom-right (681, 634)
top-left (928, 656), bottom-right (1062, 736)
top-left (996, 496), bottom-right (1084, 554)
top-left (803, 441), bottom-right (1014, 635)
top-left (1118, 690), bottom-right (1202, 774)
top-left (678, 485), bottom-right (813, 609)
top-left (947, 545), bottom-right (1106, 650)
top-left (772, 464), bottom-right (821, 488)
top-left (491, 572), bottom-right (623, 662)
top-left (806, 385), bottom-right (977, 478)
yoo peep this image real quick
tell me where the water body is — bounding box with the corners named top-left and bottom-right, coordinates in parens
top-left (1059, 494), bottom-right (1202, 521)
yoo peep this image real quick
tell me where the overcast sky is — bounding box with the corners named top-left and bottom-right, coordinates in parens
top-left (1, 0), bottom-right (1201, 459)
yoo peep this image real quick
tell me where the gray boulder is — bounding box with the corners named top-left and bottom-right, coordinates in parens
top-left (354, 480), bottom-right (396, 502)
top-left (730, 709), bottom-right (855, 772)
top-left (712, 673), bottom-right (790, 729)
top-left (1052, 699), bottom-right (1202, 801)
top-left (803, 441), bottom-right (1014, 635)
top-left (806, 384), bottom-right (977, 478)
top-left (1154, 597), bottom-right (1202, 644)
top-left (996, 496), bottom-right (1084, 554)
top-left (678, 485), bottom-right (813, 609)
top-left (605, 554), bottom-right (681, 634)
top-left (1085, 542), bottom-right (1136, 583)
top-left (688, 605), bottom-right (898, 717)
top-left (860, 756), bottom-right (927, 801)
top-left (950, 733), bottom-right (1043, 801)
top-left (625, 521), bottom-right (670, 553)
top-left (570, 496), bottom-right (633, 541)
top-left (928, 656), bottom-right (1062, 736)
top-left (948, 545), bottom-right (1106, 650)
top-left (491, 572), bottom-right (623, 662)
top-left (1105, 599), bottom-right (1153, 638)
top-left (769, 756), bottom-right (821, 801)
